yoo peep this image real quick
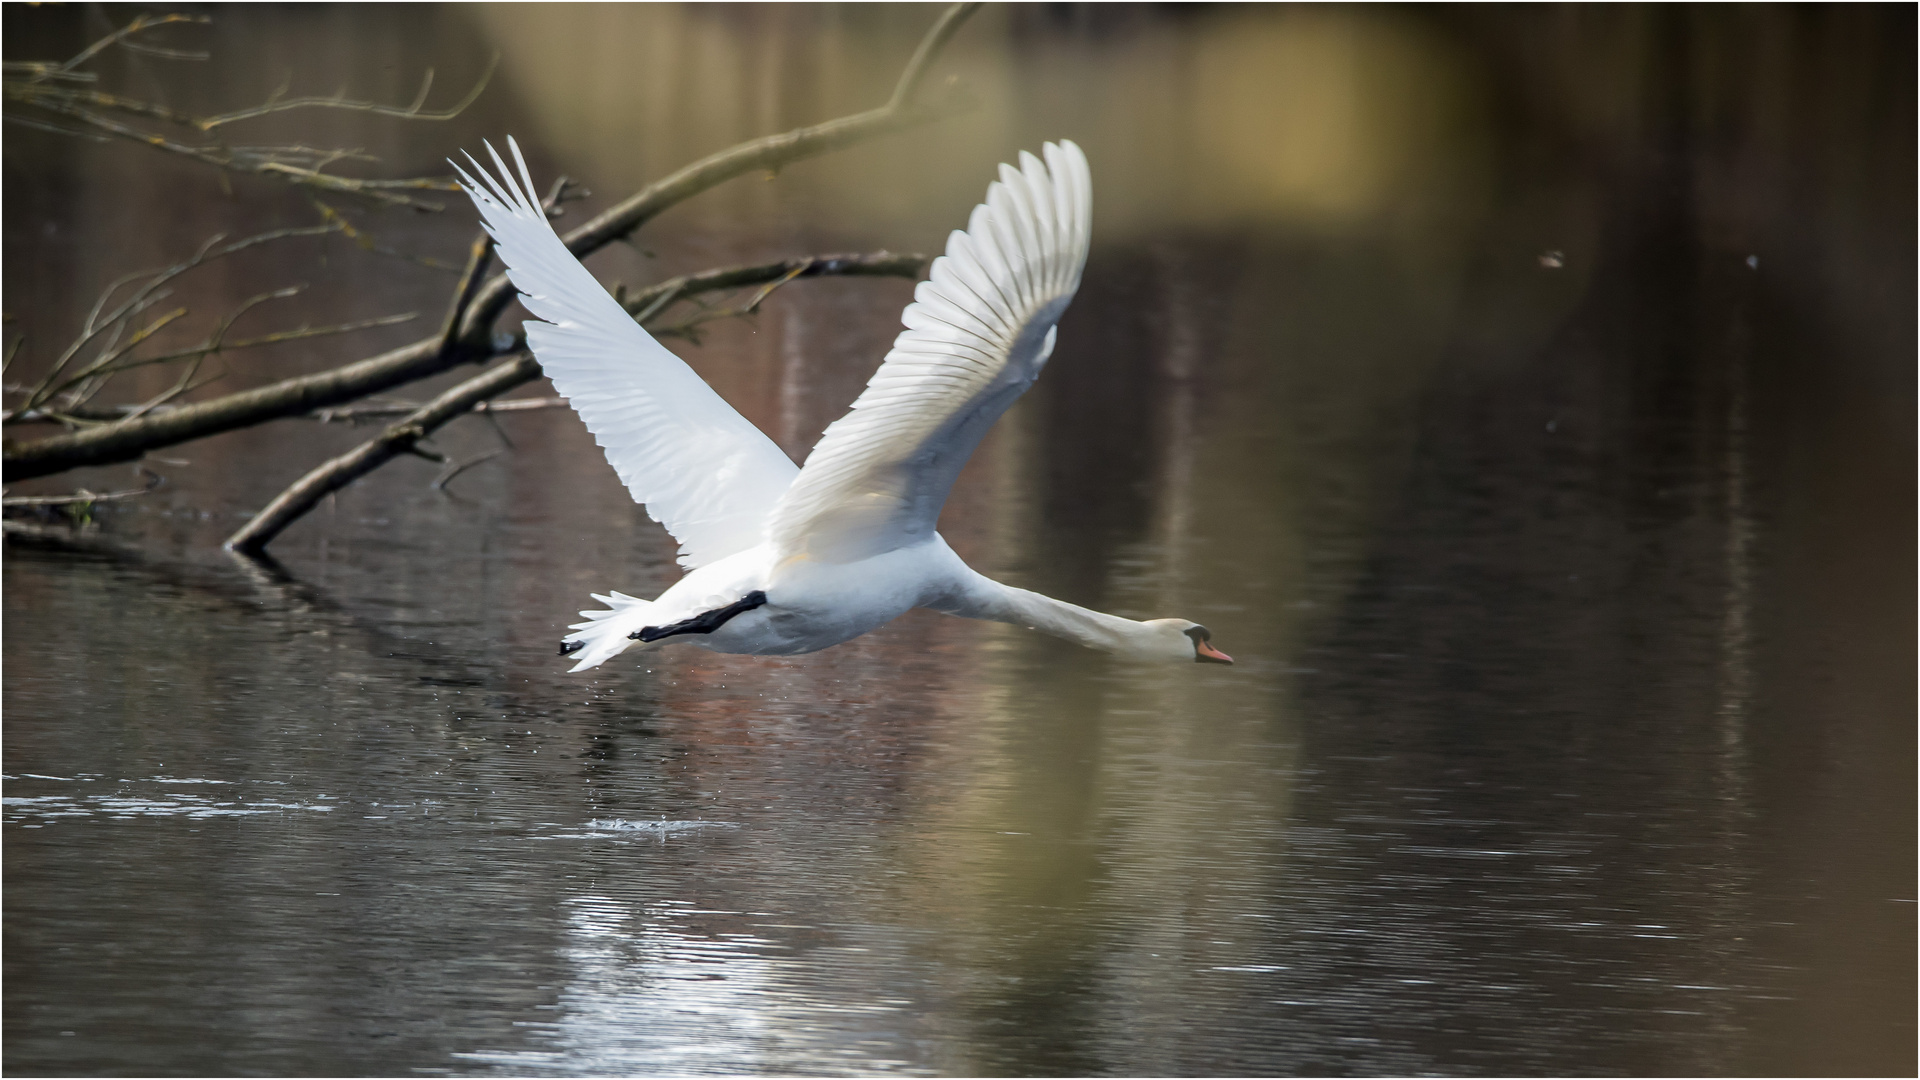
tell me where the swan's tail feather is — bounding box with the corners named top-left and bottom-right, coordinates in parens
top-left (561, 592), bottom-right (657, 672)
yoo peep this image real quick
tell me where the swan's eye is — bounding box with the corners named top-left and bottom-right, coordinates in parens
top-left (1183, 625), bottom-right (1211, 643)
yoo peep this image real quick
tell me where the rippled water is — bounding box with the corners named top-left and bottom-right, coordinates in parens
top-left (5, 5), bottom-right (1913, 1076)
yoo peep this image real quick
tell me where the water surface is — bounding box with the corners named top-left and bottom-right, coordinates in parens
top-left (5, 5), bottom-right (1913, 1075)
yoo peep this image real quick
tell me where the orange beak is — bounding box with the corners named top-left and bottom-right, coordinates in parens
top-left (1195, 640), bottom-right (1234, 665)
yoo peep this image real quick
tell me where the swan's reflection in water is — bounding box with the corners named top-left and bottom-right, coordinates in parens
top-left (462, 897), bottom-right (928, 1077)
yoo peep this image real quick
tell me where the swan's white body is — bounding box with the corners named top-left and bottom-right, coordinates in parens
top-left (456, 138), bottom-right (1231, 671)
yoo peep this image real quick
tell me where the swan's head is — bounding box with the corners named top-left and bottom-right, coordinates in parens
top-left (1144, 619), bottom-right (1234, 665)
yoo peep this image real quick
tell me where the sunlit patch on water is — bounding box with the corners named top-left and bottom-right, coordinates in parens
top-left (1, 774), bottom-right (335, 825)
top-left (454, 897), bottom-right (928, 1076)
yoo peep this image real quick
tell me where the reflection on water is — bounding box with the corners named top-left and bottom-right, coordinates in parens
top-left (462, 897), bottom-right (931, 1077)
top-left (5, 3), bottom-right (1913, 1077)
top-left (3, 775), bottom-right (338, 824)
top-left (543, 819), bottom-right (741, 840)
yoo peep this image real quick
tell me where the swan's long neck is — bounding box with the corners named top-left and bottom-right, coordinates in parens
top-left (934, 561), bottom-right (1171, 660)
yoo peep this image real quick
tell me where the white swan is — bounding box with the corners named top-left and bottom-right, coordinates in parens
top-left (455, 138), bottom-right (1233, 672)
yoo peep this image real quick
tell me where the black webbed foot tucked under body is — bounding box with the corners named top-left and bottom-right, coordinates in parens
top-left (630, 590), bottom-right (769, 643)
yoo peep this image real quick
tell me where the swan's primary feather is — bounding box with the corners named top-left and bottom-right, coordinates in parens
top-left (454, 138), bottom-right (799, 569)
top-left (766, 140), bottom-right (1092, 563)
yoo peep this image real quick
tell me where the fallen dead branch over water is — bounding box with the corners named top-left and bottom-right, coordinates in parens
top-left (222, 249), bottom-right (929, 554)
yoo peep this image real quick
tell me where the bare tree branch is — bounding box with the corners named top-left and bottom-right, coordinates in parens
top-left (223, 352), bottom-right (539, 555)
top-left (3, 3), bottom-right (978, 484)
top-left (292, 250), bottom-right (925, 421)
top-left (223, 249), bottom-right (931, 554)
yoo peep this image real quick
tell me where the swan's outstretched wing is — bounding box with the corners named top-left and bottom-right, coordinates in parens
top-left (766, 140), bottom-right (1092, 564)
top-left (455, 138), bottom-right (798, 569)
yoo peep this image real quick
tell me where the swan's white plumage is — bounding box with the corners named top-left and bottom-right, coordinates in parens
top-left (765, 141), bottom-right (1092, 563)
top-left (453, 138), bottom-right (797, 569)
top-left (454, 138), bottom-right (1229, 671)
top-left (563, 590), bottom-right (656, 671)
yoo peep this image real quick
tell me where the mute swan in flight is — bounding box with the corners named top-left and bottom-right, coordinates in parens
top-left (456, 138), bottom-right (1232, 671)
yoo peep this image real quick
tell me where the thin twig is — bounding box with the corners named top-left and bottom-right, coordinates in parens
top-left (27, 227), bottom-right (331, 402)
top-left (3, 112), bottom-right (111, 140)
top-left (887, 2), bottom-right (980, 110)
top-left (3, 83), bottom-right (203, 127)
top-left (67, 310), bottom-right (422, 405)
top-left (3, 63), bottom-right (99, 84)
top-left (2, 467), bottom-right (164, 509)
top-left (8, 225), bottom-right (342, 419)
top-left (650, 262), bottom-right (808, 340)
top-left (117, 311), bottom-right (421, 371)
top-left (225, 143), bottom-right (379, 167)
top-left (120, 363), bottom-right (219, 423)
top-left (432, 448), bottom-right (506, 491)
top-left (438, 236), bottom-right (496, 352)
top-left (312, 396), bottom-right (570, 423)
top-left (307, 200), bottom-right (466, 270)
top-left (115, 39), bottom-right (211, 63)
top-left (43, 306), bottom-right (190, 406)
top-left (3, 311), bottom-right (420, 427)
top-left (58, 285), bottom-right (299, 409)
top-left (10, 91), bottom-right (458, 209)
top-left (49, 14), bottom-right (209, 81)
top-left (621, 251), bottom-right (928, 322)
top-left (196, 54), bottom-right (497, 130)
top-left (9, 17), bottom-right (490, 210)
